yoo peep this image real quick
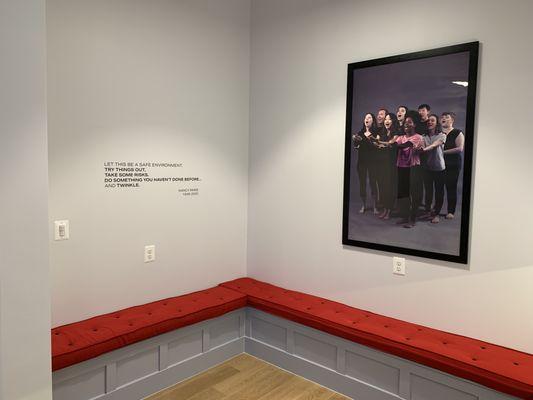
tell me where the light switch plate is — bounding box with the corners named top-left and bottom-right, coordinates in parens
top-left (54, 220), bottom-right (69, 241)
top-left (144, 245), bottom-right (156, 263)
top-left (393, 257), bottom-right (406, 275)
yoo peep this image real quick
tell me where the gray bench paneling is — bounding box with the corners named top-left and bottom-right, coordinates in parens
top-left (410, 374), bottom-right (478, 400)
top-left (346, 350), bottom-right (400, 395)
top-left (209, 314), bottom-right (240, 349)
top-left (116, 348), bottom-right (159, 388)
top-left (293, 331), bottom-right (338, 370)
top-left (167, 331), bottom-right (203, 367)
top-left (250, 316), bottom-right (287, 351)
top-left (53, 367), bottom-right (106, 400)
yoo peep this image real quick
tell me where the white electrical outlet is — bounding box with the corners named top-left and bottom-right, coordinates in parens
top-left (144, 245), bottom-right (156, 263)
top-left (54, 220), bottom-right (70, 241)
top-left (393, 257), bottom-right (406, 275)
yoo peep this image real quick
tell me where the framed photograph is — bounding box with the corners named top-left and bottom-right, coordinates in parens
top-left (342, 42), bottom-right (479, 264)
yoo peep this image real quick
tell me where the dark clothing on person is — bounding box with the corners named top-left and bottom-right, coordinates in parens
top-left (422, 132), bottom-right (446, 213)
top-left (444, 128), bottom-right (463, 168)
top-left (444, 128), bottom-right (463, 214)
top-left (375, 125), bottom-right (387, 140)
top-left (355, 132), bottom-right (378, 204)
top-left (375, 131), bottom-right (397, 209)
top-left (445, 164), bottom-right (461, 214)
top-left (429, 170), bottom-right (446, 214)
top-left (422, 169), bottom-right (433, 212)
top-left (397, 165), bottom-right (423, 221)
top-left (418, 120), bottom-right (429, 136)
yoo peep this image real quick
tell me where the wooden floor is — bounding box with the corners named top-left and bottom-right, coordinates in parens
top-left (145, 353), bottom-right (350, 400)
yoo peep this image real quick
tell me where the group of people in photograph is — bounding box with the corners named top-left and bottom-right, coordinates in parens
top-left (352, 104), bottom-right (465, 228)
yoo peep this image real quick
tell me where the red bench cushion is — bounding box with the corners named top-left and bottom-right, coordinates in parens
top-left (52, 286), bottom-right (246, 371)
top-left (220, 278), bottom-right (533, 399)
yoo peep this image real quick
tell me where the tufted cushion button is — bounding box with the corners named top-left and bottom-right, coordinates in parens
top-left (163, 303), bottom-right (167, 306)
top-left (306, 307), bottom-right (312, 310)
top-left (365, 314), bottom-right (370, 318)
top-left (384, 325), bottom-right (389, 328)
top-left (54, 332), bottom-right (60, 336)
top-left (472, 358), bottom-right (477, 361)
top-left (480, 346), bottom-right (486, 350)
top-left (92, 328), bottom-right (98, 332)
top-left (148, 312), bottom-right (152, 316)
top-left (178, 309), bottom-right (182, 312)
top-left (68, 343), bottom-right (74, 346)
top-left (442, 341), bottom-right (448, 345)
top-left (129, 323), bottom-right (133, 326)
top-left (417, 328), bottom-right (423, 332)
top-left (115, 315), bottom-right (120, 319)
top-left (335, 311), bottom-right (341, 314)
top-left (513, 362), bottom-right (519, 366)
top-left (406, 337), bottom-right (411, 341)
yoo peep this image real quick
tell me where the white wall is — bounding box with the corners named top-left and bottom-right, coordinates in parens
top-left (47, 0), bottom-right (251, 326)
top-left (0, 1), bottom-right (52, 399)
top-left (248, 0), bottom-right (533, 353)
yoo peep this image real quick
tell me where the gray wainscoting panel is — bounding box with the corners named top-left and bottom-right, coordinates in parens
top-left (167, 331), bottom-right (203, 367)
top-left (294, 331), bottom-right (338, 370)
top-left (346, 350), bottom-right (401, 395)
top-left (116, 348), bottom-right (159, 388)
top-left (53, 367), bottom-right (106, 400)
top-left (250, 316), bottom-right (287, 351)
top-left (410, 374), bottom-right (478, 400)
top-left (209, 314), bottom-right (240, 349)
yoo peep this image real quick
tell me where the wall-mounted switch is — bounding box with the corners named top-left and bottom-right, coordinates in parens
top-left (54, 220), bottom-right (70, 241)
top-left (144, 245), bottom-right (156, 263)
top-left (393, 257), bottom-right (406, 275)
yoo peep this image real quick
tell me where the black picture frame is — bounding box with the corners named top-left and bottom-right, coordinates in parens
top-left (342, 42), bottom-right (479, 264)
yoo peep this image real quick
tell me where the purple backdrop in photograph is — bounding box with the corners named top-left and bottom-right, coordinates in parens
top-left (352, 51), bottom-right (470, 132)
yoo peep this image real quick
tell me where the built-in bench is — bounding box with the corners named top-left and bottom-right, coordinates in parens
top-left (52, 278), bottom-right (533, 400)
top-left (52, 286), bottom-right (246, 371)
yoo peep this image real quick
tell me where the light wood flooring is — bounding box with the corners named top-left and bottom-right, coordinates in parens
top-left (145, 353), bottom-right (350, 400)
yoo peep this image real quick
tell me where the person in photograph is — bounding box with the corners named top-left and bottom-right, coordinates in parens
top-left (375, 112), bottom-right (400, 220)
top-left (381, 111), bottom-right (424, 228)
top-left (441, 111), bottom-right (465, 219)
top-left (417, 104), bottom-right (432, 213)
top-left (417, 104), bottom-right (430, 136)
top-left (396, 105), bottom-right (408, 131)
top-left (421, 114), bottom-right (446, 223)
top-left (353, 113), bottom-right (379, 214)
top-left (376, 107), bottom-right (388, 137)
